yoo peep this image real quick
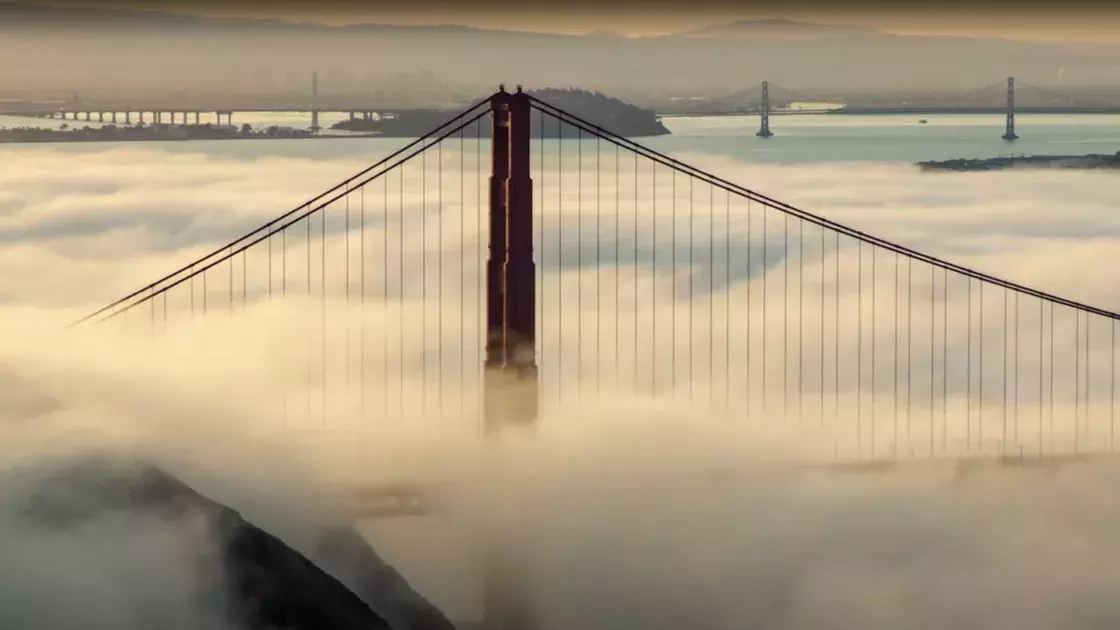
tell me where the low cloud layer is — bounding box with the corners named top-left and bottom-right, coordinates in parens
top-left (5, 138), bottom-right (1120, 628)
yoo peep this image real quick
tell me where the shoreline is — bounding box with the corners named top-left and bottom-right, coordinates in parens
top-left (0, 133), bottom-right (384, 145)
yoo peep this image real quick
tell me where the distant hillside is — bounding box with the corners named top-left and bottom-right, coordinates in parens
top-left (4, 2), bottom-right (1120, 99)
top-left (330, 88), bottom-right (669, 138)
top-left (528, 88), bottom-right (670, 137)
top-left (678, 18), bottom-right (876, 39)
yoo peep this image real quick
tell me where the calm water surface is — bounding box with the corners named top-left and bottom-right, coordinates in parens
top-left (3, 112), bottom-right (1119, 165)
top-left (655, 113), bottom-right (1120, 164)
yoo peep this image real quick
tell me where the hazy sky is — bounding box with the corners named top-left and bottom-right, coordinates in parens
top-left (34, 0), bottom-right (1120, 43)
top-left (11, 67), bottom-right (1120, 628)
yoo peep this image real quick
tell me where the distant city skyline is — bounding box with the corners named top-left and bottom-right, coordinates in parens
top-left (30, 1), bottom-right (1120, 44)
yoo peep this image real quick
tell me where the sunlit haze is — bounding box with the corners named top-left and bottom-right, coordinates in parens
top-left (31, 0), bottom-right (1120, 42)
top-left (4, 3), bottom-right (1120, 629)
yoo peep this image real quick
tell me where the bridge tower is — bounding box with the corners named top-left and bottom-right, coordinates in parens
top-left (1002, 76), bottom-right (1019, 141)
top-left (484, 84), bottom-right (538, 436)
top-left (756, 80), bottom-right (774, 138)
top-left (482, 84), bottom-right (538, 630)
top-left (310, 71), bottom-right (321, 132)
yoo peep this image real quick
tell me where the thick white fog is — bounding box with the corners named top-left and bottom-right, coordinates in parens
top-left (4, 139), bottom-right (1120, 628)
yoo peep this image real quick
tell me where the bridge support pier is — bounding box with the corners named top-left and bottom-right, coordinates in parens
top-left (757, 80), bottom-right (774, 138)
top-left (482, 85), bottom-right (538, 630)
top-left (1002, 76), bottom-right (1019, 141)
top-left (311, 110), bottom-right (320, 131)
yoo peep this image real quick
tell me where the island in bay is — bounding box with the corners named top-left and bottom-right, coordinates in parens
top-left (918, 152), bottom-right (1120, 172)
top-left (330, 88), bottom-right (671, 138)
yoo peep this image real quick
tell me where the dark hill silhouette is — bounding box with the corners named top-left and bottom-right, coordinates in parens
top-left (527, 87), bottom-right (670, 137)
top-left (11, 455), bottom-right (455, 630)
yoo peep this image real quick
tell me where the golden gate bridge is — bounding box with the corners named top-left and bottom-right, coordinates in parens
top-left (72, 84), bottom-right (1120, 629)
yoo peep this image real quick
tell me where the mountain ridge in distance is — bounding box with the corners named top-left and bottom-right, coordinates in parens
top-left (4, 1), bottom-right (1120, 95)
top-left (0, 3), bottom-right (941, 42)
top-left (673, 18), bottom-right (878, 39)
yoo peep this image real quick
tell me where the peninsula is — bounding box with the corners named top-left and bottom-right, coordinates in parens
top-left (918, 152), bottom-right (1120, 172)
top-left (0, 122), bottom-right (368, 144)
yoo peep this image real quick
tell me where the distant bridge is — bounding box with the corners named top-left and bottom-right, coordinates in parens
top-left (0, 105), bottom-right (452, 128)
top-left (665, 77), bottom-right (1120, 139)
